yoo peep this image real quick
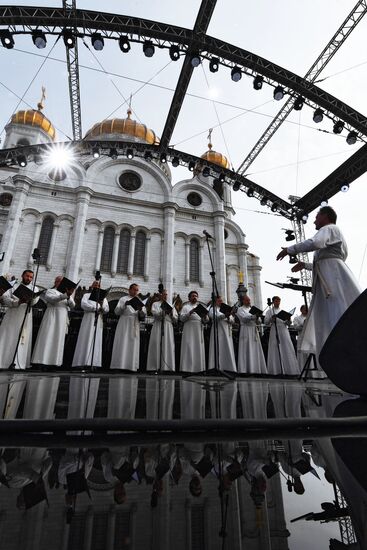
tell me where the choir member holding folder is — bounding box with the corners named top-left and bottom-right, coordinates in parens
top-left (208, 296), bottom-right (236, 372)
top-left (236, 295), bottom-right (267, 374)
top-left (179, 290), bottom-right (208, 373)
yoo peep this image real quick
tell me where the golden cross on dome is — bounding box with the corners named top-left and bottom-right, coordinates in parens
top-left (207, 128), bottom-right (213, 150)
top-left (238, 271), bottom-right (244, 284)
top-left (127, 94), bottom-right (132, 118)
top-left (37, 86), bottom-right (46, 111)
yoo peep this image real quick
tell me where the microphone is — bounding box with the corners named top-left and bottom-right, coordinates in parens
top-left (203, 230), bottom-right (214, 239)
top-left (32, 248), bottom-right (41, 261)
top-left (95, 270), bottom-right (101, 281)
top-left (267, 298), bottom-right (272, 307)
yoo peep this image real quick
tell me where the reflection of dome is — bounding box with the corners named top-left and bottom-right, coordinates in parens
top-left (11, 109), bottom-right (56, 140)
top-left (85, 109), bottom-right (159, 144)
top-left (200, 134), bottom-right (229, 169)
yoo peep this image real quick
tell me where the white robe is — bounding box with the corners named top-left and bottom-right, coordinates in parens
top-left (264, 307), bottom-right (299, 375)
top-left (146, 301), bottom-right (177, 371)
top-left (110, 296), bottom-right (146, 371)
top-left (72, 293), bottom-right (109, 367)
top-left (179, 303), bottom-right (206, 372)
top-left (287, 223), bottom-right (361, 358)
top-left (0, 282), bottom-right (39, 370)
top-left (31, 289), bottom-right (75, 366)
top-left (236, 306), bottom-right (267, 374)
top-left (208, 306), bottom-right (236, 372)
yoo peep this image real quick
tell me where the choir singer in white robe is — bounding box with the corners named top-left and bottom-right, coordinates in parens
top-left (179, 290), bottom-right (207, 373)
top-left (208, 296), bottom-right (236, 372)
top-left (110, 283), bottom-right (146, 371)
top-left (264, 296), bottom-right (299, 376)
top-left (0, 270), bottom-right (39, 370)
top-left (31, 275), bottom-right (75, 367)
top-left (236, 295), bottom-right (267, 374)
top-left (276, 206), bottom-right (361, 358)
top-left (146, 289), bottom-right (178, 372)
top-left (72, 280), bottom-right (109, 368)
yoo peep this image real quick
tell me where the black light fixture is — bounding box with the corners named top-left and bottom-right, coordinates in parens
top-left (119, 36), bottom-right (131, 53)
top-left (169, 44), bottom-right (180, 61)
top-left (346, 131), bottom-right (357, 145)
top-left (285, 229), bottom-right (295, 242)
top-left (293, 96), bottom-right (304, 111)
top-left (188, 161), bottom-right (195, 172)
top-left (109, 147), bottom-right (118, 159)
top-left (253, 75), bottom-right (263, 90)
top-left (91, 33), bottom-right (104, 51)
top-left (271, 203), bottom-right (279, 212)
top-left (273, 86), bottom-right (284, 101)
top-left (231, 66), bottom-right (242, 82)
top-left (209, 57), bottom-right (219, 73)
top-left (247, 187), bottom-right (254, 197)
top-left (17, 154), bottom-right (27, 167)
top-left (260, 197), bottom-right (267, 206)
top-left (218, 173), bottom-right (226, 183)
top-left (313, 108), bottom-right (323, 123)
top-left (340, 183), bottom-right (349, 192)
top-left (63, 29), bottom-right (75, 48)
top-left (126, 148), bottom-right (134, 159)
top-left (289, 255), bottom-right (298, 264)
top-left (171, 156), bottom-right (180, 167)
top-left (92, 147), bottom-right (100, 159)
top-left (320, 199), bottom-right (328, 206)
top-left (160, 153), bottom-right (167, 163)
top-left (190, 52), bottom-right (201, 67)
top-left (144, 150), bottom-right (153, 161)
top-left (333, 120), bottom-right (344, 134)
top-left (302, 214), bottom-right (308, 222)
top-left (232, 181), bottom-right (241, 191)
top-left (0, 29), bottom-right (15, 49)
top-left (202, 166), bottom-right (210, 177)
top-left (143, 40), bottom-right (155, 57)
top-left (32, 30), bottom-right (47, 49)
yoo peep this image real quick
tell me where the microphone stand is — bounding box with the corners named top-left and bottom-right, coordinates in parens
top-left (89, 274), bottom-right (102, 372)
top-left (8, 251), bottom-right (41, 370)
top-left (157, 305), bottom-right (165, 374)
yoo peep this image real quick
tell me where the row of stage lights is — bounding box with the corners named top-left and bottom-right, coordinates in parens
top-left (0, 28), bottom-right (360, 146)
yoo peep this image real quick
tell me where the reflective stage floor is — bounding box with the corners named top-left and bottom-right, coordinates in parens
top-left (0, 372), bottom-right (364, 550)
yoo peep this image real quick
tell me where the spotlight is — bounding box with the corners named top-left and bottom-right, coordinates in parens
top-left (341, 184), bottom-right (349, 192)
top-left (253, 75), bottom-right (263, 90)
top-left (143, 40), bottom-right (155, 57)
top-left (247, 187), bottom-right (254, 197)
top-left (333, 120), bottom-right (344, 134)
top-left (109, 148), bottom-right (118, 159)
top-left (302, 214), bottom-right (308, 222)
top-left (293, 96), bottom-right (304, 111)
top-left (188, 161), bottom-right (195, 172)
top-left (126, 148), bottom-right (134, 159)
top-left (190, 52), bottom-right (201, 68)
top-left (44, 144), bottom-right (74, 170)
top-left (233, 181), bottom-right (241, 191)
top-left (92, 147), bottom-right (100, 159)
top-left (32, 30), bottom-right (47, 49)
top-left (171, 156), bottom-right (180, 167)
top-left (0, 30), bottom-right (15, 49)
top-left (202, 166), bottom-right (210, 177)
top-left (218, 173), bottom-right (226, 183)
top-left (91, 33), bottom-right (104, 51)
top-left (271, 203), bottom-right (279, 212)
top-left (231, 66), bottom-right (242, 82)
top-left (273, 86), bottom-right (284, 101)
top-left (144, 150), bottom-right (153, 161)
top-left (285, 229), bottom-right (295, 242)
top-left (313, 108), bottom-right (323, 123)
top-left (17, 155), bottom-right (27, 167)
top-left (160, 153), bottom-right (167, 163)
top-left (63, 29), bottom-right (75, 48)
top-left (289, 255), bottom-right (298, 264)
top-left (320, 199), bottom-right (328, 206)
top-left (260, 197), bottom-right (267, 206)
top-left (169, 44), bottom-right (180, 61)
top-left (119, 36), bottom-right (130, 53)
top-left (346, 131), bottom-right (357, 145)
top-left (209, 57), bottom-right (219, 73)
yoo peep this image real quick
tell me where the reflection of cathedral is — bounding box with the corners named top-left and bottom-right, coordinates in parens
top-left (0, 101), bottom-right (262, 305)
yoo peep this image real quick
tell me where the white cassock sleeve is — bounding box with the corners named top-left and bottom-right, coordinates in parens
top-left (287, 225), bottom-right (342, 255)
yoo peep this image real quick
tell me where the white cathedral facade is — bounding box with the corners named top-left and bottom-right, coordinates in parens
top-left (0, 104), bottom-right (263, 306)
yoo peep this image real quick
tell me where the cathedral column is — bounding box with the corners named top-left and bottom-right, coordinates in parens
top-left (95, 229), bottom-right (104, 271)
top-left (184, 240), bottom-right (190, 286)
top-left (1, 177), bottom-right (30, 274)
top-left (238, 244), bottom-right (248, 286)
top-left (162, 204), bottom-right (176, 296)
top-left (213, 211), bottom-right (227, 300)
top-left (144, 234), bottom-right (151, 282)
top-left (111, 230), bottom-right (120, 278)
top-left (27, 220), bottom-right (42, 268)
top-left (46, 222), bottom-right (59, 271)
top-left (66, 189), bottom-right (91, 281)
top-left (127, 230), bottom-right (136, 279)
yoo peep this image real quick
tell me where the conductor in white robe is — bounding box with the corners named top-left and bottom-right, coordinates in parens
top-left (72, 280), bottom-right (109, 368)
top-left (208, 296), bottom-right (236, 372)
top-left (236, 295), bottom-right (267, 374)
top-left (146, 289), bottom-right (178, 372)
top-left (179, 290), bottom-right (207, 373)
top-left (277, 206), bottom-right (361, 358)
top-left (110, 283), bottom-right (146, 371)
top-left (0, 270), bottom-right (39, 370)
top-left (31, 275), bottom-right (75, 367)
top-left (264, 296), bottom-right (299, 376)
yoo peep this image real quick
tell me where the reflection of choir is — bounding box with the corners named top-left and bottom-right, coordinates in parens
top-left (0, 271), bottom-right (311, 374)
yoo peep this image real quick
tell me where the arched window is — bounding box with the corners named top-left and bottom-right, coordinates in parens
top-left (117, 229), bottom-right (130, 274)
top-left (37, 216), bottom-right (54, 265)
top-left (189, 239), bottom-right (200, 282)
top-left (133, 231), bottom-right (146, 276)
top-left (100, 226), bottom-right (115, 272)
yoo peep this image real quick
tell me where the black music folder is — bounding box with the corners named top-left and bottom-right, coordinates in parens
top-left (219, 303), bottom-right (233, 316)
top-left (193, 303), bottom-right (208, 319)
top-left (12, 284), bottom-right (34, 302)
top-left (161, 300), bottom-right (173, 314)
top-left (127, 296), bottom-right (144, 311)
top-left (276, 309), bottom-right (292, 322)
top-left (249, 305), bottom-right (263, 317)
top-left (56, 277), bottom-right (79, 294)
top-left (89, 287), bottom-right (110, 303)
top-left (0, 276), bottom-right (12, 293)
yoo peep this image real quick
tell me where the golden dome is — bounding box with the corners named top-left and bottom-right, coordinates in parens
top-left (85, 109), bottom-right (159, 144)
top-left (200, 129), bottom-right (229, 169)
top-left (11, 109), bottom-right (56, 140)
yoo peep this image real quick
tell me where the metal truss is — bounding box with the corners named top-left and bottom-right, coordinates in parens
top-left (333, 483), bottom-right (357, 545)
top-left (63, 0), bottom-right (82, 141)
top-left (237, 0), bottom-right (367, 174)
top-left (288, 196), bottom-right (312, 300)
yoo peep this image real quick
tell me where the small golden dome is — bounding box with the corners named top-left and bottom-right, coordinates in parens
top-left (11, 109), bottom-right (56, 140)
top-left (85, 109), bottom-right (159, 144)
top-left (200, 129), bottom-right (229, 169)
